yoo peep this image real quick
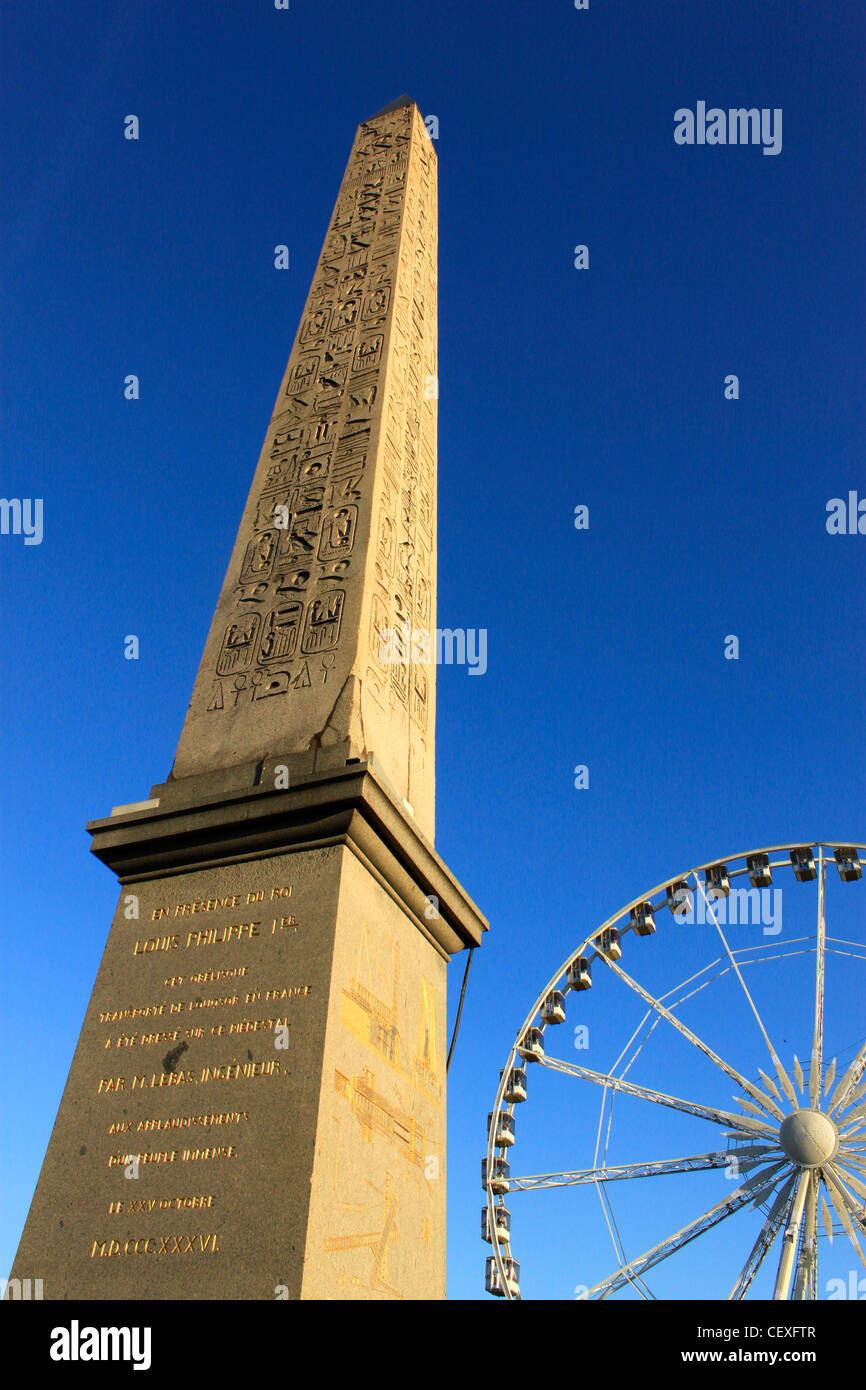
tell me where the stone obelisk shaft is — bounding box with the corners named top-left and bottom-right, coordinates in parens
top-left (172, 99), bottom-right (438, 842)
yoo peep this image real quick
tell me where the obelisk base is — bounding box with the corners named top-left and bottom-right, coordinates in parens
top-left (9, 762), bottom-right (485, 1300)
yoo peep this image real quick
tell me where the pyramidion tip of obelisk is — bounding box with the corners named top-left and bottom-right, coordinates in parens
top-left (365, 94), bottom-right (415, 121)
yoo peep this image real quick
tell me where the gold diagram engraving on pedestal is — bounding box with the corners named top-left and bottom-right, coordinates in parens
top-left (323, 918), bottom-right (441, 1292)
top-left (323, 1173), bottom-right (401, 1298)
top-left (339, 925), bottom-right (441, 1102)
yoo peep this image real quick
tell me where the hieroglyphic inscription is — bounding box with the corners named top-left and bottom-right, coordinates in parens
top-left (204, 106), bottom-right (419, 716)
top-left (368, 108), bottom-right (437, 743)
top-left (170, 100), bottom-right (440, 840)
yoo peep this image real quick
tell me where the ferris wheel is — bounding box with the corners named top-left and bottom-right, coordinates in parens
top-left (483, 842), bottom-right (866, 1300)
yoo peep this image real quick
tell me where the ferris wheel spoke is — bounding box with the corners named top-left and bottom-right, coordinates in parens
top-left (538, 1053), bottom-right (779, 1136)
top-left (822, 1168), bottom-right (866, 1269)
top-left (728, 1172), bottom-right (797, 1300)
top-left (846, 1077), bottom-right (866, 1108)
top-left (821, 1191), bottom-right (835, 1243)
top-left (758, 1069), bottom-right (784, 1105)
top-left (837, 1153), bottom-right (866, 1180)
top-left (697, 882), bottom-right (799, 1108)
top-left (506, 1149), bottom-right (775, 1192)
top-left (577, 1162), bottom-right (787, 1301)
top-left (830, 1160), bottom-right (866, 1206)
top-left (808, 852), bottom-right (827, 1109)
top-left (792, 1173), bottom-right (819, 1301)
top-left (597, 954), bottom-right (785, 1121)
top-left (773, 1169), bottom-right (811, 1299)
top-left (827, 1039), bottom-right (866, 1117)
top-left (836, 1099), bottom-right (866, 1133)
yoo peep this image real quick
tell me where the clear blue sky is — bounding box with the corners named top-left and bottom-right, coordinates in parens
top-left (2, 0), bottom-right (865, 1300)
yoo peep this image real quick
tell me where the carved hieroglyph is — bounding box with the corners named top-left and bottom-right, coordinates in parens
top-left (172, 99), bottom-right (438, 841)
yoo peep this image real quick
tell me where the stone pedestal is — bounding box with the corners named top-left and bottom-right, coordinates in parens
top-left (10, 762), bottom-right (485, 1299)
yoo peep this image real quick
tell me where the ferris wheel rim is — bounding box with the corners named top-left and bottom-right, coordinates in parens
top-left (484, 839), bottom-right (866, 1301)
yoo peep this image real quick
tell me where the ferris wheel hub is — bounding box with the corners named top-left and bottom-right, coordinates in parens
top-left (778, 1109), bottom-right (839, 1168)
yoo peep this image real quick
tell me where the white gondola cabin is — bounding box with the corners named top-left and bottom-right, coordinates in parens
top-left (704, 864), bottom-right (730, 898)
top-left (541, 989), bottom-right (566, 1024)
top-left (630, 901), bottom-right (655, 935)
top-left (567, 957), bottom-right (592, 991)
top-left (481, 1205), bottom-right (511, 1243)
top-left (790, 846), bottom-right (817, 882)
top-left (502, 1066), bottom-right (527, 1103)
top-left (518, 1026), bottom-right (545, 1062)
top-left (666, 880), bottom-right (692, 918)
top-left (488, 1109), bottom-right (516, 1148)
top-left (835, 847), bottom-right (862, 882)
top-left (747, 853), bottom-right (772, 887)
top-left (597, 928), bottom-right (622, 961)
top-left (481, 1157), bottom-right (511, 1194)
top-left (485, 1256), bottom-right (520, 1297)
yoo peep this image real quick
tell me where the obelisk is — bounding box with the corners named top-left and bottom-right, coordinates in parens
top-left (9, 96), bottom-right (486, 1301)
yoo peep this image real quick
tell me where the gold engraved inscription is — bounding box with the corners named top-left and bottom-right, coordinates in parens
top-left (151, 885), bottom-right (291, 920)
top-left (90, 1234), bottom-right (220, 1257)
top-left (99, 977), bottom-right (310, 1031)
top-left (108, 1147), bottom-right (239, 1166)
top-left (134, 1111), bottom-right (248, 1133)
top-left (134, 916), bottom-right (296, 954)
top-left (97, 1059), bottom-right (286, 1095)
top-left (108, 1195), bottom-right (216, 1214)
top-left (99, 1004), bottom-right (171, 1023)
